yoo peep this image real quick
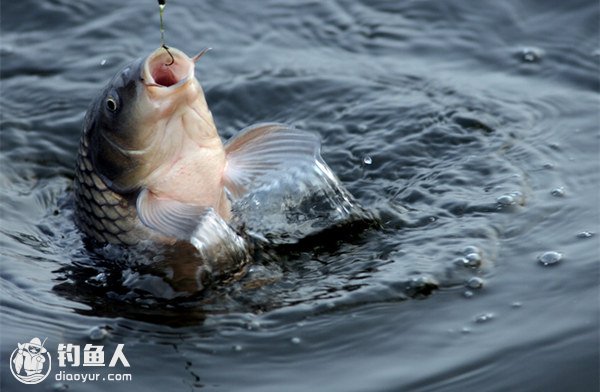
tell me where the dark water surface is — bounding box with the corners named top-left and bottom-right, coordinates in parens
top-left (1, 1), bottom-right (599, 391)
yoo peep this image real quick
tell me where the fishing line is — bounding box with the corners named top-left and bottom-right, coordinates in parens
top-left (158, 0), bottom-right (174, 66)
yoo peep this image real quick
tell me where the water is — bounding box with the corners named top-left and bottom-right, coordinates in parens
top-left (1, 0), bottom-right (599, 391)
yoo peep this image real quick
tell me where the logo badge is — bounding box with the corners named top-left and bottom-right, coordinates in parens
top-left (10, 337), bottom-right (52, 385)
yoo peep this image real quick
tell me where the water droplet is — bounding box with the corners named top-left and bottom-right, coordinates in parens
top-left (475, 313), bottom-right (494, 323)
top-left (463, 246), bottom-right (480, 255)
top-left (518, 47), bottom-right (543, 63)
top-left (53, 383), bottom-right (69, 391)
top-left (496, 191), bottom-right (524, 207)
top-left (466, 277), bottom-right (484, 289)
top-left (454, 256), bottom-right (480, 269)
top-left (246, 320), bottom-right (261, 330)
top-left (89, 326), bottom-right (109, 341)
top-left (362, 156), bottom-right (372, 165)
top-left (576, 231), bottom-right (594, 239)
top-left (100, 59), bottom-right (107, 66)
top-left (496, 194), bottom-right (515, 206)
top-left (551, 187), bottom-right (565, 197)
top-left (291, 337), bottom-right (301, 345)
top-left (465, 252), bottom-right (482, 264)
top-left (538, 251), bottom-right (562, 266)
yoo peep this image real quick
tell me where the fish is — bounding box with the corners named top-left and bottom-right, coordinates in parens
top-left (74, 46), bottom-right (324, 249)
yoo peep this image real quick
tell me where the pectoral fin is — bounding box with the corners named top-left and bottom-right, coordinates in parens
top-left (136, 189), bottom-right (209, 240)
top-left (223, 123), bottom-right (322, 199)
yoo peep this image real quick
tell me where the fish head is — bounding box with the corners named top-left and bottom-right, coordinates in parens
top-left (87, 47), bottom-right (219, 194)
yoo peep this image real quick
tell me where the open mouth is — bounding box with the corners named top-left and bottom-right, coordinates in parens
top-left (144, 47), bottom-right (193, 88)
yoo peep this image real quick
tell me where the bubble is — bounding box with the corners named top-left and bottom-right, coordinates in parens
top-left (475, 313), bottom-right (494, 323)
top-left (497, 191), bottom-right (523, 206)
top-left (465, 252), bottom-right (482, 266)
top-left (518, 47), bottom-right (544, 63)
top-left (100, 59), bottom-right (107, 66)
top-left (291, 337), bottom-right (301, 345)
top-left (551, 187), bottom-right (565, 197)
top-left (466, 277), bottom-right (484, 289)
top-left (246, 320), bottom-right (261, 330)
top-left (538, 251), bottom-right (562, 266)
top-left (232, 345), bottom-right (243, 352)
top-left (576, 231), bottom-right (594, 239)
top-left (88, 326), bottom-right (109, 341)
top-left (362, 156), bottom-right (372, 165)
top-left (454, 256), bottom-right (480, 269)
top-left (406, 275), bottom-right (439, 297)
top-left (463, 245), bottom-right (480, 255)
top-left (496, 194), bottom-right (515, 206)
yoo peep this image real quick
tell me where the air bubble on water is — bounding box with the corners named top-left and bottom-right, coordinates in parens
top-left (465, 252), bottom-right (481, 264)
top-left (246, 320), bottom-right (261, 330)
top-left (576, 231), bottom-right (594, 239)
top-left (362, 156), bottom-right (372, 165)
top-left (496, 191), bottom-right (524, 207)
top-left (463, 246), bottom-right (480, 255)
top-left (475, 313), bottom-right (494, 323)
top-left (538, 251), bottom-right (562, 266)
top-left (466, 277), bottom-right (484, 289)
top-left (454, 256), bottom-right (480, 269)
top-left (551, 187), bottom-right (565, 197)
top-left (496, 194), bottom-right (515, 206)
top-left (89, 326), bottom-right (109, 341)
top-left (518, 47), bottom-right (543, 62)
top-left (100, 59), bottom-right (107, 66)
top-left (232, 345), bottom-right (243, 352)
top-left (291, 337), bottom-right (301, 345)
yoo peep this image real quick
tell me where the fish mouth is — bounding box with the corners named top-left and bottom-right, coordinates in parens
top-left (142, 46), bottom-right (194, 89)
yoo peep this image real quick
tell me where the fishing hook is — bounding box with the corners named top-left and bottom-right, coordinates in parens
top-left (162, 44), bottom-right (175, 66)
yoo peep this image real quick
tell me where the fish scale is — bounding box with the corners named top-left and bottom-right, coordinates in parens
top-left (74, 130), bottom-right (142, 246)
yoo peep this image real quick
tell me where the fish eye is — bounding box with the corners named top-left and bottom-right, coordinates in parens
top-left (106, 96), bottom-right (118, 112)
